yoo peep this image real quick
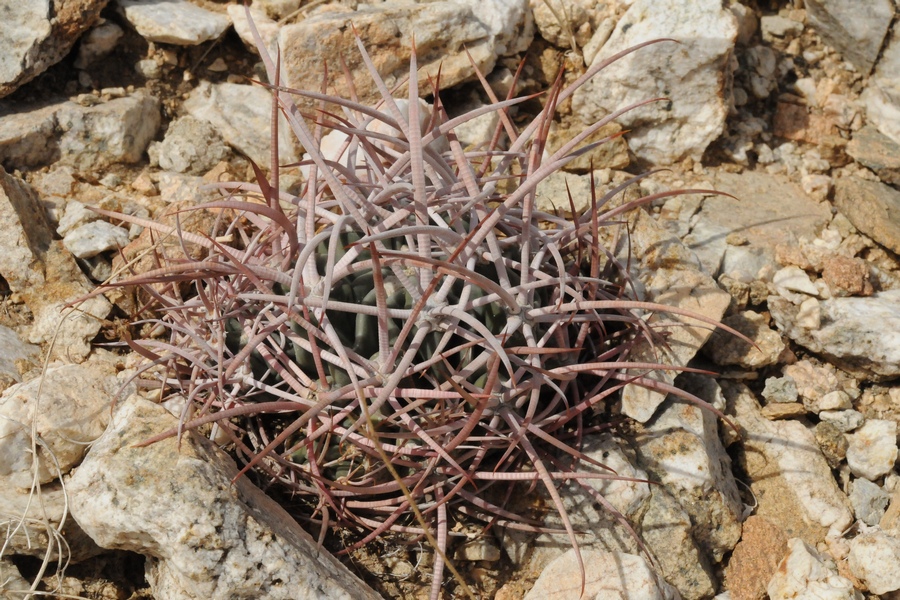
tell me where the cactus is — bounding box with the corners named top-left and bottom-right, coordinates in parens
top-left (97, 19), bottom-right (737, 600)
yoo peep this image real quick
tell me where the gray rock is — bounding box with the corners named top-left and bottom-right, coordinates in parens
top-left (0, 0), bottom-right (107, 98)
top-left (571, 0), bottom-right (737, 165)
top-left (524, 549), bottom-right (678, 600)
top-left (62, 220), bottom-right (130, 259)
top-left (0, 558), bottom-right (30, 594)
top-left (0, 324), bottom-right (39, 389)
top-left (762, 376), bottom-right (799, 404)
top-left (723, 381), bottom-right (853, 543)
top-left (640, 487), bottom-right (717, 600)
top-left (846, 420), bottom-right (898, 481)
top-left (850, 479), bottom-right (891, 527)
top-left (767, 538), bottom-right (861, 600)
top-left (0, 168), bottom-right (110, 361)
top-left (834, 176), bottom-right (900, 255)
top-left (68, 395), bottom-right (382, 600)
top-left (769, 291), bottom-right (900, 380)
top-left (818, 409), bottom-right (865, 433)
top-left (56, 200), bottom-right (99, 237)
top-left (848, 529), bottom-right (900, 595)
top-left (56, 91), bottom-right (161, 172)
top-left (846, 126), bottom-right (900, 185)
top-left (149, 116), bottom-right (230, 175)
top-left (183, 81), bottom-right (296, 170)
top-left (805, 0), bottom-right (894, 75)
top-left (454, 538), bottom-right (501, 562)
top-left (118, 0), bottom-right (230, 45)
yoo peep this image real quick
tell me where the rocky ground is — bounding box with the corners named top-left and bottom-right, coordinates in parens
top-left (1, 0), bottom-right (900, 599)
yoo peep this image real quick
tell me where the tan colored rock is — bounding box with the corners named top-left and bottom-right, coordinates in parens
top-left (834, 176), bottom-right (900, 255)
top-left (822, 255), bottom-right (873, 297)
top-left (704, 310), bottom-right (786, 369)
top-left (725, 516), bottom-right (789, 600)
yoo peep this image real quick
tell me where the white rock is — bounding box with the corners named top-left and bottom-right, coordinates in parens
top-left (773, 265), bottom-right (820, 299)
top-left (0, 359), bottom-right (121, 489)
top-left (645, 375), bottom-right (745, 562)
top-left (0, 325), bottom-right (38, 387)
top-left (278, 3), bottom-right (498, 114)
top-left (0, 169), bottom-right (111, 362)
top-left (848, 528), bottom-right (900, 595)
top-left (767, 538), bottom-right (861, 600)
top-left (75, 20), bottom-right (125, 69)
top-left (68, 396), bottom-right (382, 600)
top-left (183, 81), bottom-right (297, 170)
top-left (227, 4), bottom-right (279, 56)
top-left (571, 0), bottom-right (737, 164)
top-left (805, 0), bottom-right (894, 75)
top-left (56, 91), bottom-right (162, 172)
top-left (524, 549), bottom-right (678, 600)
top-left (149, 115), bottom-right (230, 175)
top-left (620, 212), bottom-right (730, 422)
top-left (770, 291), bottom-right (900, 380)
top-left (723, 381), bottom-right (853, 540)
top-left (458, 0), bottom-right (533, 56)
top-left (863, 28), bottom-right (900, 145)
top-left (119, 0), bottom-right (230, 45)
top-left (63, 220), bottom-right (131, 259)
top-left (849, 478), bottom-right (890, 527)
top-left (846, 420), bottom-right (898, 481)
top-left (0, 0), bottom-right (106, 97)
top-left (0, 103), bottom-right (63, 169)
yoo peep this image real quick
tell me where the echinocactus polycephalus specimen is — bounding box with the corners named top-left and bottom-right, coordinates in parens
top-left (96, 16), bottom-right (737, 599)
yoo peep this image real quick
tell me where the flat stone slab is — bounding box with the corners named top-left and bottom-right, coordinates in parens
top-left (834, 175), bottom-right (900, 255)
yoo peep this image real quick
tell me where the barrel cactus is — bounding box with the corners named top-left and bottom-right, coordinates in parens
top-left (98, 19), bottom-right (734, 599)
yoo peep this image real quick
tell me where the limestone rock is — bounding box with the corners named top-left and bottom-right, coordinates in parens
top-left (639, 375), bottom-right (744, 564)
top-left (149, 115), bottom-right (230, 175)
top-left (723, 381), bottom-right (853, 543)
top-left (183, 81), bottom-right (297, 170)
top-left (834, 176), bottom-right (900, 255)
top-left (0, 0), bottom-right (107, 98)
top-left (640, 487), bottom-right (717, 600)
top-left (0, 359), bottom-right (121, 488)
top-left (767, 538), bottom-right (861, 600)
top-left (850, 479), bottom-right (891, 527)
top-left (67, 396), bottom-right (382, 600)
top-left (524, 549), bottom-right (678, 600)
top-left (56, 91), bottom-right (161, 172)
top-left (805, 0), bottom-right (894, 75)
top-left (277, 1), bottom-right (528, 114)
top-left (704, 310), bottom-right (785, 369)
top-left (769, 291), bottom-right (900, 380)
top-left (0, 168), bottom-right (110, 361)
top-left (62, 220), bottom-right (130, 259)
top-left (846, 420), bottom-right (898, 481)
top-left (620, 210), bottom-right (731, 422)
top-left (862, 28), bottom-right (900, 146)
top-left (0, 325), bottom-right (38, 390)
top-left (0, 103), bottom-right (62, 169)
top-left (571, 0), bottom-right (737, 164)
top-left (848, 528), bottom-right (900, 595)
top-left (118, 0), bottom-right (230, 45)
top-left (846, 126), bottom-right (900, 186)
